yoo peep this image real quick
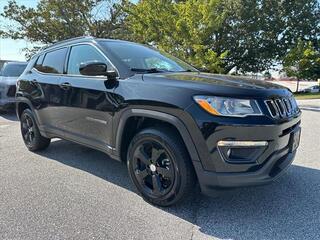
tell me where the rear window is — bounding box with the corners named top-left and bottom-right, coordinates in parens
top-left (0, 63), bottom-right (27, 77)
top-left (37, 48), bottom-right (67, 74)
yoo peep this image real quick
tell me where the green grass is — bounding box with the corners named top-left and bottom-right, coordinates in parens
top-left (294, 92), bottom-right (320, 100)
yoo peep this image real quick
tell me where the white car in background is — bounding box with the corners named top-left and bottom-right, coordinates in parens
top-left (0, 61), bottom-right (27, 112)
top-left (301, 85), bottom-right (320, 93)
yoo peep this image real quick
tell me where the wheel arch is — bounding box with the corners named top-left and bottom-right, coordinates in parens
top-left (15, 98), bottom-right (40, 126)
top-left (115, 109), bottom-right (201, 164)
top-left (16, 99), bottom-right (33, 118)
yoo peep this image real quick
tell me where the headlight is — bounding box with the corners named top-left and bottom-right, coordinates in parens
top-left (193, 96), bottom-right (262, 117)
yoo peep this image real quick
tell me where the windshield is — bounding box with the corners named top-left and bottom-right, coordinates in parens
top-left (1, 63), bottom-right (27, 77)
top-left (99, 41), bottom-right (197, 73)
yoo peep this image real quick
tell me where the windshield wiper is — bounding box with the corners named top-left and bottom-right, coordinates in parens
top-left (177, 68), bottom-right (201, 73)
top-left (177, 69), bottom-right (197, 72)
top-left (130, 68), bottom-right (167, 73)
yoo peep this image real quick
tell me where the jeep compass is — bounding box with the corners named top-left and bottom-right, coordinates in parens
top-left (16, 37), bottom-right (301, 206)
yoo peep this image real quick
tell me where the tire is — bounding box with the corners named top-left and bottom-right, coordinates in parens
top-left (20, 109), bottom-right (51, 151)
top-left (127, 127), bottom-right (196, 206)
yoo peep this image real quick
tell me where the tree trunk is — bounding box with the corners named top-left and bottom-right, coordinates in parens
top-left (296, 78), bottom-right (300, 92)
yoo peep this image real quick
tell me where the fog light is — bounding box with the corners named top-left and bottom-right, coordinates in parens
top-left (217, 141), bottom-right (268, 147)
top-left (217, 141), bottom-right (268, 164)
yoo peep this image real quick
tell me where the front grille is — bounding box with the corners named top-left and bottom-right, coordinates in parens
top-left (7, 85), bottom-right (16, 97)
top-left (265, 96), bottom-right (299, 119)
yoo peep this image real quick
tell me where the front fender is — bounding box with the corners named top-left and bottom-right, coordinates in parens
top-left (114, 108), bottom-right (201, 163)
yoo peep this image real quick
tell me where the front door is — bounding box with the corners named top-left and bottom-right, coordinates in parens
top-left (58, 44), bottom-right (117, 150)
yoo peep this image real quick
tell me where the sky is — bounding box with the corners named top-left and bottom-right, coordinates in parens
top-left (0, 0), bottom-right (38, 61)
top-left (0, 0), bottom-right (138, 61)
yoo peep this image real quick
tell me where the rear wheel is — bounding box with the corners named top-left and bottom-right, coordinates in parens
top-left (20, 109), bottom-right (50, 151)
top-left (127, 127), bottom-right (196, 206)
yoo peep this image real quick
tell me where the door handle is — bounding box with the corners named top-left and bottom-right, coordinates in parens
top-left (59, 82), bottom-right (71, 90)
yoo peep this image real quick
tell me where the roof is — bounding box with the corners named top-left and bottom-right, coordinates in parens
top-left (41, 36), bottom-right (95, 51)
top-left (40, 36), bottom-right (136, 52)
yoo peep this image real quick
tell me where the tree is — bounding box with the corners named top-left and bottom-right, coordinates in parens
top-left (124, 0), bottom-right (230, 73)
top-left (277, 0), bottom-right (320, 54)
top-left (284, 40), bottom-right (320, 82)
top-left (0, 0), bottom-right (129, 56)
top-left (191, 0), bottom-right (320, 73)
top-left (214, 0), bottom-right (280, 73)
top-left (125, 0), bottom-right (320, 74)
top-left (1, 0), bottom-right (319, 74)
top-left (264, 71), bottom-right (272, 80)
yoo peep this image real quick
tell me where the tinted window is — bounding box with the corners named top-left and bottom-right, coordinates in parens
top-left (40, 48), bottom-right (67, 74)
top-left (67, 45), bottom-right (108, 75)
top-left (99, 41), bottom-right (197, 72)
top-left (1, 63), bottom-right (27, 77)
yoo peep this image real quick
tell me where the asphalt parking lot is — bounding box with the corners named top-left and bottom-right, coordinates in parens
top-left (0, 100), bottom-right (319, 240)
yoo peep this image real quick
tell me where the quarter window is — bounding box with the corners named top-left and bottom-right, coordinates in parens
top-left (39, 48), bottom-right (67, 74)
top-left (67, 45), bottom-right (108, 75)
top-left (34, 54), bottom-right (45, 71)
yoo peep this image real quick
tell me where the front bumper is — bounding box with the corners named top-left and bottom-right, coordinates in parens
top-left (188, 108), bottom-right (301, 196)
top-left (194, 147), bottom-right (296, 195)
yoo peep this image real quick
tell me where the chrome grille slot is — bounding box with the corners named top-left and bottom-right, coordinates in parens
top-left (283, 98), bottom-right (292, 115)
top-left (275, 99), bottom-right (286, 117)
top-left (265, 96), bottom-right (299, 119)
top-left (265, 100), bottom-right (279, 118)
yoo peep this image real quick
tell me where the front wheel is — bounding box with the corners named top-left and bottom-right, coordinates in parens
top-left (20, 109), bottom-right (51, 151)
top-left (127, 127), bottom-right (196, 206)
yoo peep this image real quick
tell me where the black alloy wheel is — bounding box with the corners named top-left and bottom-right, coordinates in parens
top-left (127, 127), bottom-right (196, 206)
top-left (21, 114), bottom-right (35, 146)
top-left (20, 109), bottom-right (51, 151)
top-left (132, 140), bottom-right (175, 198)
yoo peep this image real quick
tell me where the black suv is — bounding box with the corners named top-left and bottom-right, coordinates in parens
top-left (16, 37), bottom-right (301, 206)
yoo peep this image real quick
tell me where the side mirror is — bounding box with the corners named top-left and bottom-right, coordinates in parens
top-left (79, 62), bottom-right (107, 76)
top-left (79, 62), bottom-right (118, 80)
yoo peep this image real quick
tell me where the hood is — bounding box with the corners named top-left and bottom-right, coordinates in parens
top-left (0, 76), bottom-right (18, 86)
top-left (142, 72), bottom-right (290, 98)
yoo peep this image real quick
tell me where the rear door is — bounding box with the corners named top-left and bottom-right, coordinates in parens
top-left (30, 48), bottom-right (67, 136)
top-left (58, 43), bottom-right (117, 150)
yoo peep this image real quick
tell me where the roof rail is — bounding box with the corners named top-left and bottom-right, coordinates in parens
top-left (40, 36), bottom-right (95, 51)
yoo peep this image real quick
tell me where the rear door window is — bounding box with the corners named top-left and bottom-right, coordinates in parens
top-left (39, 48), bottom-right (67, 74)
